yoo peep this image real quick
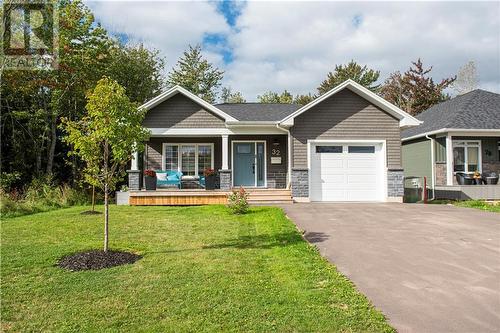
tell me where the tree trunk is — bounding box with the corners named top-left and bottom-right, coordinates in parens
top-left (104, 183), bottom-right (109, 252)
top-left (92, 186), bottom-right (95, 212)
top-left (46, 114), bottom-right (57, 175)
top-left (103, 141), bottom-right (109, 252)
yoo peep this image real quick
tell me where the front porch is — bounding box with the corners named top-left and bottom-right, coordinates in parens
top-left (128, 188), bottom-right (293, 205)
top-left (129, 134), bottom-right (289, 191)
top-left (435, 185), bottom-right (500, 200)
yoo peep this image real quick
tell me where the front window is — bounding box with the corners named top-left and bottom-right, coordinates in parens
top-left (197, 145), bottom-right (212, 176)
top-left (453, 141), bottom-right (480, 173)
top-left (163, 143), bottom-right (214, 177)
top-left (180, 145), bottom-right (196, 176)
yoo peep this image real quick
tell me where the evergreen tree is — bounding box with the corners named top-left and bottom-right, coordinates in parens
top-left (257, 90), bottom-right (293, 104)
top-left (317, 60), bottom-right (380, 95)
top-left (221, 87), bottom-right (246, 103)
top-left (294, 93), bottom-right (315, 105)
top-left (167, 45), bottom-right (224, 103)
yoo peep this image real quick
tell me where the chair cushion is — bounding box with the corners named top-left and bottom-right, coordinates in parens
top-left (167, 175), bottom-right (179, 181)
top-left (156, 172), bottom-right (168, 181)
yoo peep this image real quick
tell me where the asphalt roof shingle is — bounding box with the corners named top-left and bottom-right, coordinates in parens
top-left (402, 89), bottom-right (500, 139)
top-left (214, 103), bottom-right (301, 122)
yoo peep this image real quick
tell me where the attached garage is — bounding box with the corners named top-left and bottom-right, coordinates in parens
top-left (309, 141), bottom-right (386, 202)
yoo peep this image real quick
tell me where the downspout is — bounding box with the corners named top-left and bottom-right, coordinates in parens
top-left (276, 124), bottom-right (292, 189)
top-left (425, 134), bottom-right (436, 201)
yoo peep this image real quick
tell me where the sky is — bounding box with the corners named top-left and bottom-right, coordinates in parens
top-left (87, 1), bottom-right (500, 101)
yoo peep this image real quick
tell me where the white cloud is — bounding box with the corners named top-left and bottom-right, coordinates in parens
top-left (87, 1), bottom-right (500, 101)
top-left (87, 1), bottom-right (230, 71)
top-left (225, 1), bottom-right (500, 100)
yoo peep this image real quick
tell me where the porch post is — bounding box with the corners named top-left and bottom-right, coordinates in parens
top-left (219, 135), bottom-right (231, 190)
top-left (221, 135), bottom-right (229, 170)
top-left (446, 133), bottom-right (453, 185)
top-left (127, 146), bottom-right (141, 191)
top-left (131, 150), bottom-right (139, 170)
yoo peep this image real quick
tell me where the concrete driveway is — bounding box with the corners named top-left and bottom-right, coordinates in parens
top-left (281, 203), bottom-right (500, 333)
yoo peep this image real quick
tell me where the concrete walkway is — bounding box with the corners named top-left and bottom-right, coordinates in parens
top-left (281, 203), bottom-right (500, 333)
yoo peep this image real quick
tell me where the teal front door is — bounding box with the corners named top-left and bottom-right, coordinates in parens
top-left (233, 142), bottom-right (266, 187)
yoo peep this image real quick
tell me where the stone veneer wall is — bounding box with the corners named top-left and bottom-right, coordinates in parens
top-left (127, 170), bottom-right (141, 190)
top-left (435, 162), bottom-right (447, 185)
top-left (267, 171), bottom-right (287, 189)
top-left (387, 169), bottom-right (404, 197)
top-left (219, 170), bottom-right (231, 191)
top-left (483, 161), bottom-right (500, 174)
top-left (291, 168), bottom-right (309, 198)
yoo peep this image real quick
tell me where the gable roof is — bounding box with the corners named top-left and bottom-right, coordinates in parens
top-left (139, 85), bottom-right (238, 122)
top-left (215, 103), bottom-right (300, 122)
top-left (401, 89), bottom-right (500, 140)
top-left (279, 79), bottom-right (421, 128)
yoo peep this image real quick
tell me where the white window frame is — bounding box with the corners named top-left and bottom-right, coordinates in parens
top-left (498, 140), bottom-right (500, 162)
top-left (162, 143), bottom-right (214, 178)
top-left (452, 140), bottom-right (482, 174)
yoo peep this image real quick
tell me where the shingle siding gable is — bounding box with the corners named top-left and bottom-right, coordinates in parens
top-left (143, 93), bottom-right (225, 128)
top-left (291, 89), bottom-right (402, 169)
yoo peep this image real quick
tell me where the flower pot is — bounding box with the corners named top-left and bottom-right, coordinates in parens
top-left (205, 175), bottom-right (216, 190)
top-left (145, 176), bottom-right (157, 190)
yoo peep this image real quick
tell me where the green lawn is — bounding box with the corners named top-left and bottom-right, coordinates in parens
top-left (1, 205), bottom-right (393, 332)
top-left (430, 199), bottom-right (500, 213)
top-left (453, 200), bottom-right (500, 212)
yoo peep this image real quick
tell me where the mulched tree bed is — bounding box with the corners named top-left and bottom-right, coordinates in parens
top-left (80, 210), bottom-right (102, 215)
top-left (58, 250), bottom-right (141, 271)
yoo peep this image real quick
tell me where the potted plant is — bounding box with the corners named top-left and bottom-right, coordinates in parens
top-left (144, 169), bottom-right (157, 190)
top-left (204, 168), bottom-right (216, 190)
top-left (473, 171), bottom-right (483, 185)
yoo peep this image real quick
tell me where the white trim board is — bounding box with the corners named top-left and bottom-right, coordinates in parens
top-left (402, 128), bottom-right (500, 142)
top-left (279, 79), bottom-right (421, 128)
top-left (148, 126), bottom-right (286, 137)
top-left (139, 85), bottom-right (237, 122)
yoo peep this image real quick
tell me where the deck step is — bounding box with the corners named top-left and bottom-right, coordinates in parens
top-left (246, 189), bottom-right (292, 204)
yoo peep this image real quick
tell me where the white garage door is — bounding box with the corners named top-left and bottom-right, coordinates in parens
top-left (310, 142), bottom-right (384, 202)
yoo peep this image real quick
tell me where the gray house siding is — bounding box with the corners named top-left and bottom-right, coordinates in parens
top-left (290, 89), bottom-right (402, 169)
top-left (402, 138), bottom-right (433, 187)
top-left (228, 135), bottom-right (288, 189)
top-left (142, 93), bottom-right (225, 128)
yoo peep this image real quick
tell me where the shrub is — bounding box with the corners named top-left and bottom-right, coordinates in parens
top-left (227, 187), bottom-right (249, 214)
top-left (0, 177), bottom-right (91, 218)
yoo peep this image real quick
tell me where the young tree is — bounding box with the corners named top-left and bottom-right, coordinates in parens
top-left (62, 77), bottom-right (150, 251)
top-left (452, 61), bottom-right (479, 95)
top-left (317, 60), bottom-right (380, 95)
top-left (380, 59), bottom-right (456, 115)
top-left (221, 87), bottom-right (246, 103)
top-left (167, 45), bottom-right (224, 103)
top-left (257, 90), bottom-right (294, 104)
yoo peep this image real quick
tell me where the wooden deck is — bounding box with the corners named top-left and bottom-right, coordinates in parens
top-left (128, 188), bottom-right (293, 206)
top-left (129, 190), bottom-right (230, 205)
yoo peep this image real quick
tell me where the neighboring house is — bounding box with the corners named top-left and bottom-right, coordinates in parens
top-left (401, 89), bottom-right (500, 199)
top-left (127, 80), bottom-right (420, 203)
